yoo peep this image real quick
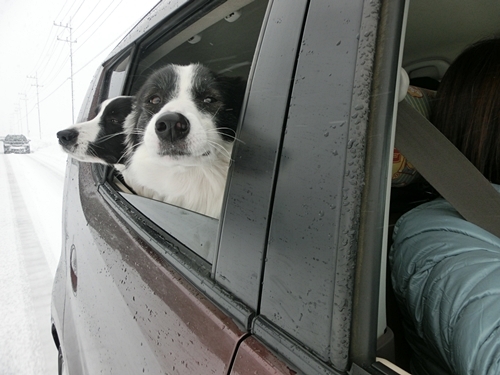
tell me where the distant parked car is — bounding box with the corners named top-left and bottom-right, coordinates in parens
top-left (3, 134), bottom-right (30, 154)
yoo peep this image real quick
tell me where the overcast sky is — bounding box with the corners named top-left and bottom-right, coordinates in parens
top-left (0, 0), bottom-right (159, 140)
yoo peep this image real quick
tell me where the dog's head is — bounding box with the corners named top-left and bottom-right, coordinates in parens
top-left (126, 63), bottom-right (246, 163)
top-left (57, 96), bottom-right (133, 165)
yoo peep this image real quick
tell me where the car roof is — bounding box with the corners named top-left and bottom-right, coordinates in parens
top-left (104, 0), bottom-right (190, 62)
top-left (5, 134), bottom-right (27, 139)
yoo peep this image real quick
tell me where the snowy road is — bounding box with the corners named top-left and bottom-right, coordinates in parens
top-left (1, 142), bottom-right (67, 375)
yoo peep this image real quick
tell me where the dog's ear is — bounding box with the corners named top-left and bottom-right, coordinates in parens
top-left (112, 96), bottom-right (135, 120)
top-left (216, 75), bottom-right (247, 114)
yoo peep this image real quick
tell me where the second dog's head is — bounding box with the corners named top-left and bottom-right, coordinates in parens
top-left (126, 63), bottom-right (246, 164)
top-left (57, 96), bottom-right (133, 165)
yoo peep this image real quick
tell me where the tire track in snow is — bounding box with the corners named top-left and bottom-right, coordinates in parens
top-left (1, 156), bottom-right (58, 375)
top-left (6, 150), bottom-right (66, 275)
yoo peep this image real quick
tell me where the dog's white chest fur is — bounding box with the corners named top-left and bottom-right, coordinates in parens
top-left (123, 144), bottom-right (232, 218)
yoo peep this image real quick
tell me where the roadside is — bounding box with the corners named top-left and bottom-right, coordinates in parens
top-left (0, 140), bottom-right (66, 374)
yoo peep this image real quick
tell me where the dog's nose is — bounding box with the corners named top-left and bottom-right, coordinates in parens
top-left (57, 129), bottom-right (79, 146)
top-left (155, 112), bottom-right (190, 142)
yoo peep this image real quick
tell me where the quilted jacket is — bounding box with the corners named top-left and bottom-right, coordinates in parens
top-left (390, 185), bottom-right (500, 375)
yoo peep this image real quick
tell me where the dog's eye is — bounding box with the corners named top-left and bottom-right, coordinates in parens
top-left (203, 97), bottom-right (217, 104)
top-left (149, 95), bottom-right (162, 105)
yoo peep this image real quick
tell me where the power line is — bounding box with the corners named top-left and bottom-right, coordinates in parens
top-left (26, 0), bottom-right (159, 115)
top-left (38, 29), bottom-right (127, 107)
top-left (14, 105), bottom-right (22, 134)
top-left (29, 0), bottom-right (74, 77)
top-left (74, 3), bottom-right (124, 55)
top-left (35, 1), bottom-right (102, 93)
top-left (71, 0), bottom-right (87, 19)
top-left (55, 19), bottom-right (77, 124)
top-left (73, 0), bottom-right (101, 34)
top-left (29, 28), bottom-right (60, 77)
top-left (39, 44), bottom-right (68, 85)
top-left (27, 0), bottom-right (80, 82)
top-left (74, 0), bottom-right (120, 43)
top-left (73, 12), bottom-right (142, 77)
top-left (27, 73), bottom-right (43, 139)
top-left (18, 93), bottom-right (30, 138)
top-left (58, 0), bottom-right (81, 26)
top-left (53, 0), bottom-right (71, 23)
top-left (39, 78), bottom-right (68, 105)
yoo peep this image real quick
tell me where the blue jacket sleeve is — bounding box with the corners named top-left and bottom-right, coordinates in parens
top-left (390, 185), bottom-right (500, 375)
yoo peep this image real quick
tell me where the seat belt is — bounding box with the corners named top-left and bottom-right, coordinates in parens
top-left (395, 100), bottom-right (500, 238)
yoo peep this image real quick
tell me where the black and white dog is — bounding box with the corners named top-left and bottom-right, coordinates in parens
top-left (122, 63), bottom-right (246, 218)
top-left (57, 64), bottom-right (245, 218)
top-left (57, 96), bottom-right (134, 167)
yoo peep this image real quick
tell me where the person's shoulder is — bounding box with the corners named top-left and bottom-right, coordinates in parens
top-left (393, 183), bottom-right (500, 248)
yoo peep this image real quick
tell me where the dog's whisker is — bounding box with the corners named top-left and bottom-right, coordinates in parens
top-left (206, 140), bottom-right (233, 161)
top-left (128, 129), bottom-right (146, 136)
top-left (128, 140), bottom-right (144, 152)
top-left (211, 105), bottom-right (223, 120)
top-left (95, 131), bottom-right (126, 143)
top-left (87, 146), bottom-right (100, 159)
top-left (205, 128), bottom-right (245, 144)
top-left (116, 153), bottom-right (129, 164)
top-left (205, 126), bottom-right (236, 135)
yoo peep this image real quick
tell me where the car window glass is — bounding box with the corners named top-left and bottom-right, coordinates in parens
top-left (119, 192), bottom-right (218, 260)
top-left (109, 0), bottom-right (269, 263)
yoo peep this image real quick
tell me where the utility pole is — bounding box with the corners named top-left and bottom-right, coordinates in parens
top-left (14, 106), bottom-right (22, 133)
top-left (55, 18), bottom-right (77, 124)
top-left (18, 92), bottom-right (30, 137)
top-left (27, 73), bottom-right (42, 139)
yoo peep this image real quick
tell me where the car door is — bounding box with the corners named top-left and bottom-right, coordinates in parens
top-left (231, 0), bottom-right (409, 374)
top-left (56, 0), bottom-right (413, 373)
top-left (57, 0), bottom-right (310, 374)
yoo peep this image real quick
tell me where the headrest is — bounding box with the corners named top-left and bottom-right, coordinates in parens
top-left (398, 68), bottom-right (410, 102)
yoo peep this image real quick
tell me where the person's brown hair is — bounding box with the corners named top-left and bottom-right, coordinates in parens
top-left (431, 37), bottom-right (500, 184)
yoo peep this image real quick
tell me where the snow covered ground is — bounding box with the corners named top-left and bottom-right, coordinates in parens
top-left (0, 139), bottom-right (67, 374)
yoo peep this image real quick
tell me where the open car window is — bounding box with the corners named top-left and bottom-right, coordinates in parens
top-left (99, 0), bottom-right (269, 263)
top-left (130, 0), bottom-right (268, 91)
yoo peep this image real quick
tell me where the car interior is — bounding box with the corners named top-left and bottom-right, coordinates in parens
top-left (130, 0), bottom-right (268, 93)
top-left (384, 0), bottom-right (500, 371)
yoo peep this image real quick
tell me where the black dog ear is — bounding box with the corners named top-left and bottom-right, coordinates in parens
top-left (107, 96), bottom-right (135, 119)
top-left (212, 75), bottom-right (247, 142)
top-left (215, 75), bottom-right (247, 114)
